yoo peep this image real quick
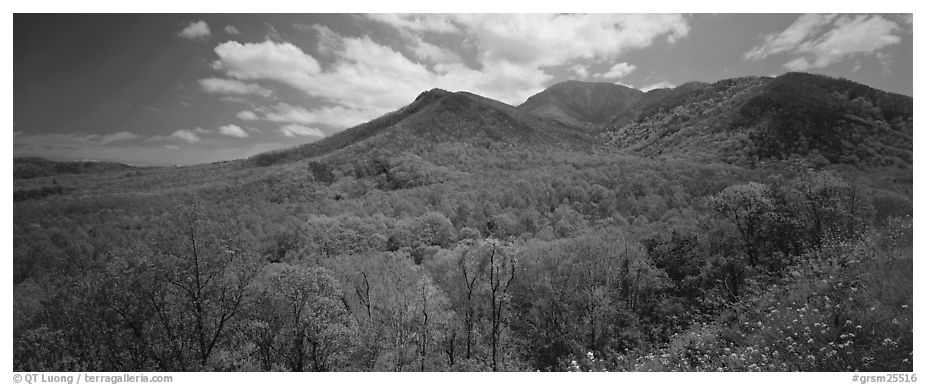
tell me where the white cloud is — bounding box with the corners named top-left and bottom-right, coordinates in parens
top-left (745, 14), bottom-right (901, 71)
top-left (744, 14), bottom-right (837, 60)
top-left (639, 81), bottom-right (676, 92)
top-left (213, 40), bottom-right (321, 86)
top-left (97, 131), bottom-right (141, 144)
top-left (279, 124), bottom-right (325, 138)
top-left (199, 77), bottom-right (272, 97)
top-left (406, 33), bottom-right (462, 65)
top-left (179, 20), bottom-right (211, 40)
top-left (237, 110), bottom-right (259, 120)
top-left (13, 131), bottom-right (142, 148)
top-left (225, 25), bottom-right (240, 35)
top-left (210, 15), bottom-right (690, 131)
top-left (800, 15), bottom-right (901, 69)
top-left (262, 103), bottom-right (370, 128)
top-left (218, 124), bottom-right (249, 138)
top-left (569, 64), bottom-right (589, 79)
top-left (447, 14), bottom-right (688, 69)
top-left (595, 62), bottom-right (637, 79)
top-left (169, 129), bottom-right (202, 143)
top-left (783, 57), bottom-right (810, 71)
top-left (364, 14), bottom-right (460, 34)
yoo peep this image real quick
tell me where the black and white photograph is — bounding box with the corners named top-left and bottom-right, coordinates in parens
top-left (9, 9), bottom-right (917, 379)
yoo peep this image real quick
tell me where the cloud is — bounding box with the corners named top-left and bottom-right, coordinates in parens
top-left (595, 62), bottom-right (636, 79)
top-left (225, 25), bottom-right (240, 35)
top-left (179, 20), bottom-right (211, 40)
top-left (569, 64), bottom-right (589, 79)
top-left (213, 40), bottom-right (321, 88)
top-left (364, 14), bottom-right (460, 34)
top-left (745, 14), bottom-right (901, 71)
top-left (97, 131), bottom-right (142, 144)
top-left (217, 124), bottom-right (249, 138)
top-left (12, 131), bottom-right (142, 148)
top-left (744, 14), bottom-right (837, 60)
top-left (279, 124), bottom-right (325, 138)
top-left (237, 110), bottom-right (259, 120)
top-left (262, 103), bottom-right (372, 128)
top-left (168, 129), bottom-right (202, 143)
top-left (406, 33), bottom-right (462, 65)
top-left (210, 15), bottom-right (690, 131)
top-left (199, 77), bottom-right (272, 97)
top-left (446, 14), bottom-right (688, 68)
top-left (640, 80), bottom-right (676, 92)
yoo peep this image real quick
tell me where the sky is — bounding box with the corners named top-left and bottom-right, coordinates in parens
top-left (13, 13), bottom-right (914, 166)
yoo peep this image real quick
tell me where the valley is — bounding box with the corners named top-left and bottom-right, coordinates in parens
top-left (13, 72), bottom-right (913, 372)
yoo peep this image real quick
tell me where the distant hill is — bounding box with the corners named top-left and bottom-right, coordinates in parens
top-left (518, 80), bottom-right (644, 127)
top-left (13, 157), bottom-right (137, 179)
top-left (249, 89), bottom-right (592, 167)
top-left (247, 72), bottom-right (912, 170)
top-left (601, 72), bottom-right (913, 168)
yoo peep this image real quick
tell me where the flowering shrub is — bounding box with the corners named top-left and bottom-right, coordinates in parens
top-left (598, 218), bottom-right (912, 372)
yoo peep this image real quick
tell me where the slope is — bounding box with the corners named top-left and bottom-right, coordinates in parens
top-left (518, 80), bottom-right (644, 127)
top-left (249, 88), bottom-right (592, 167)
top-left (601, 72), bottom-right (913, 169)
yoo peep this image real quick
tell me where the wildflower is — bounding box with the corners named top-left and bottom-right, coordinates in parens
top-left (902, 304), bottom-right (909, 309)
top-left (808, 338), bottom-right (814, 344)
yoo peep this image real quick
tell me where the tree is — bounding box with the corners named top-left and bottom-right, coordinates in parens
top-left (485, 241), bottom-right (515, 371)
top-left (149, 198), bottom-right (260, 369)
top-left (265, 264), bottom-right (356, 371)
top-left (792, 171), bottom-right (872, 244)
top-left (709, 182), bottom-right (773, 267)
top-left (308, 161), bottom-right (336, 184)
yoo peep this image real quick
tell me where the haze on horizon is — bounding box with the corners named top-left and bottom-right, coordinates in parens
top-left (14, 13), bottom-right (913, 166)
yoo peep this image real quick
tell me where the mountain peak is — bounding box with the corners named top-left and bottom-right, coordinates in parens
top-left (549, 79), bottom-right (636, 90)
top-left (415, 88), bottom-right (451, 102)
top-left (518, 80), bottom-right (644, 126)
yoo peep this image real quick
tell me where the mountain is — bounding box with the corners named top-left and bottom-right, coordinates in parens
top-left (250, 88), bottom-right (593, 167)
top-left (518, 80), bottom-right (644, 127)
top-left (600, 72), bottom-right (913, 168)
top-left (247, 72), bottom-right (912, 171)
top-left (13, 157), bottom-right (137, 179)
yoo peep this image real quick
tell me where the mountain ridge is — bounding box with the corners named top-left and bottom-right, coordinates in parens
top-left (247, 72), bottom-right (912, 170)
top-left (518, 80), bottom-right (644, 127)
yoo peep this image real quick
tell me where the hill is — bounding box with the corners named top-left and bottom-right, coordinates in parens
top-left (518, 80), bottom-right (644, 127)
top-left (249, 88), bottom-right (592, 167)
top-left (13, 156), bottom-right (137, 179)
top-left (601, 72), bottom-right (913, 168)
top-left (247, 73), bottom-right (911, 171)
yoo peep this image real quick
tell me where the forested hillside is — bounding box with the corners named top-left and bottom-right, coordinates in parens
top-left (13, 72), bottom-right (913, 372)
